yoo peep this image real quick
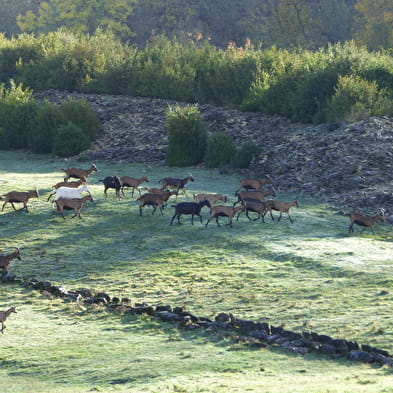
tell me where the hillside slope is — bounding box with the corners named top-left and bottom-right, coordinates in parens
top-left (34, 90), bottom-right (393, 215)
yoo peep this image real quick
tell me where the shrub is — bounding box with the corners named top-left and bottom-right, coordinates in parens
top-left (27, 101), bottom-right (62, 153)
top-left (204, 132), bottom-right (236, 168)
top-left (233, 142), bottom-right (261, 169)
top-left (60, 98), bottom-right (100, 140)
top-left (325, 74), bottom-right (393, 122)
top-left (52, 122), bottom-right (90, 157)
top-left (165, 105), bottom-right (207, 167)
top-left (0, 81), bottom-right (36, 149)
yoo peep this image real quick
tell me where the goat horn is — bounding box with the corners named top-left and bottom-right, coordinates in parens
top-left (14, 247), bottom-right (20, 252)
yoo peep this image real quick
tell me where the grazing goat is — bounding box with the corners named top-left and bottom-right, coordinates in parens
top-left (237, 198), bottom-right (274, 222)
top-left (99, 175), bottom-right (121, 200)
top-left (170, 200), bottom-right (210, 226)
top-left (138, 193), bottom-right (166, 216)
top-left (159, 174), bottom-right (194, 195)
top-left (0, 248), bottom-right (21, 274)
top-left (47, 184), bottom-right (90, 201)
top-left (233, 189), bottom-right (276, 207)
top-left (266, 200), bottom-right (299, 223)
top-left (62, 164), bottom-right (98, 182)
top-left (348, 209), bottom-right (385, 234)
top-left (120, 176), bottom-right (149, 197)
top-left (1, 190), bottom-right (39, 212)
top-left (236, 177), bottom-right (272, 193)
top-left (205, 205), bottom-right (245, 228)
top-left (193, 193), bottom-right (227, 206)
top-left (0, 307), bottom-right (17, 333)
top-left (52, 179), bottom-right (85, 189)
top-left (54, 195), bottom-right (94, 220)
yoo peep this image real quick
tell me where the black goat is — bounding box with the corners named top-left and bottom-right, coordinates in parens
top-left (99, 175), bottom-right (121, 200)
top-left (170, 200), bottom-right (210, 225)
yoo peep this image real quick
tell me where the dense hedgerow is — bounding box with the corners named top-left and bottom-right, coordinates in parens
top-left (165, 105), bottom-right (207, 167)
top-left (0, 33), bottom-right (392, 128)
top-left (0, 81), bottom-right (98, 156)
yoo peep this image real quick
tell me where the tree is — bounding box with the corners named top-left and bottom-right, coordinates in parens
top-left (17, 0), bottom-right (137, 40)
top-left (354, 0), bottom-right (393, 50)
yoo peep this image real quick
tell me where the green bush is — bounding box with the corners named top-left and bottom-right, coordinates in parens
top-left (204, 132), bottom-right (236, 168)
top-left (60, 98), bottom-right (100, 140)
top-left (325, 74), bottom-right (393, 122)
top-left (0, 81), bottom-right (36, 149)
top-left (233, 141), bottom-right (261, 169)
top-left (52, 122), bottom-right (90, 157)
top-left (27, 101), bottom-right (62, 153)
top-left (165, 105), bottom-right (207, 167)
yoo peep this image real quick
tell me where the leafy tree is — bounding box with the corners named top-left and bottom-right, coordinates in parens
top-left (354, 0), bottom-right (393, 50)
top-left (17, 0), bottom-right (137, 40)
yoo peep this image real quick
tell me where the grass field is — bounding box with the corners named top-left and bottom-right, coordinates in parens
top-left (1, 150), bottom-right (393, 392)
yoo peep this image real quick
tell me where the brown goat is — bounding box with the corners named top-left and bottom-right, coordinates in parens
top-left (138, 193), bottom-right (167, 216)
top-left (236, 177), bottom-right (272, 193)
top-left (193, 193), bottom-right (227, 206)
top-left (62, 164), bottom-right (98, 182)
top-left (1, 190), bottom-right (39, 212)
top-left (159, 174), bottom-right (194, 195)
top-left (348, 209), bottom-right (385, 234)
top-left (233, 189), bottom-right (276, 207)
top-left (237, 198), bottom-right (274, 222)
top-left (0, 307), bottom-right (17, 333)
top-left (52, 179), bottom-right (85, 190)
top-left (120, 176), bottom-right (149, 197)
top-left (54, 195), bottom-right (94, 220)
top-left (205, 205), bottom-right (245, 228)
top-left (266, 200), bottom-right (299, 223)
top-left (0, 248), bottom-right (21, 274)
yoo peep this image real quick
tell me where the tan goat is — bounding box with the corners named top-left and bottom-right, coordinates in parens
top-left (1, 190), bottom-right (39, 212)
top-left (0, 248), bottom-right (21, 274)
top-left (120, 176), bottom-right (149, 197)
top-left (62, 164), bottom-right (98, 182)
top-left (266, 200), bottom-right (299, 223)
top-left (0, 306), bottom-right (17, 333)
top-left (205, 205), bottom-right (245, 228)
top-left (236, 177), bottom-right (272, 193)
top-left (348, 209), bottom-right (385, 234)
top-left (54, 195), bottom-right (94, 219)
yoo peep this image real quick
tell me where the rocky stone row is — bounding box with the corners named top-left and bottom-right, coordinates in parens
top-left (2, 272), bottom-right (392, 367)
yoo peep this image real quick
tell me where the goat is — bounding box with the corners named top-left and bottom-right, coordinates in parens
top-left (266, 200), bottom-right (299, 223)
top-left (0, 248), bottom-right (21, 274)
top-left (99, 175), bottom-right (121, 200)
top-left (54, 195), bottom-right (94, 220)
top-left (193, 193), bottom-right (227, 206)
top-left (147, 189), bottom-right (178, 205)
top-left (205, 205), bottom-right (245, 228)
top-left (62, 164), bottom-right (98, 182)
top-left (1, 190), bottom-right (39, 212)
top-left (52, 179), bottom-right (85, 189)
top-left (233, 189), bottom-right (276, 207)
top-left (138, 193), bottom-right (166, 216)
top-left (0, 307), bottom-right (17, 333)
top-left (120, 176), bottom-right (149, 197)
top-left (348, 209), bottom-right (385, 234)
top-left (236, 177), bottom-right (272, 193)
top-left (237, 198), bottom-right (274, 222)
top-left (170, 200), bottom-right (210, 226)
top-left (159, 174), bottom-right (194, 195)
top-left (47, 184), bottom-right (90, 201)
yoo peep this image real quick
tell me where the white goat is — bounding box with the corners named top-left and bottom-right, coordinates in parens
top-left (47, 184), bottom-right (91, 201)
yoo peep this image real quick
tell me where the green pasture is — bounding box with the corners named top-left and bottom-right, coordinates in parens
top-left (1, 150), bottom-right (393, 392)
